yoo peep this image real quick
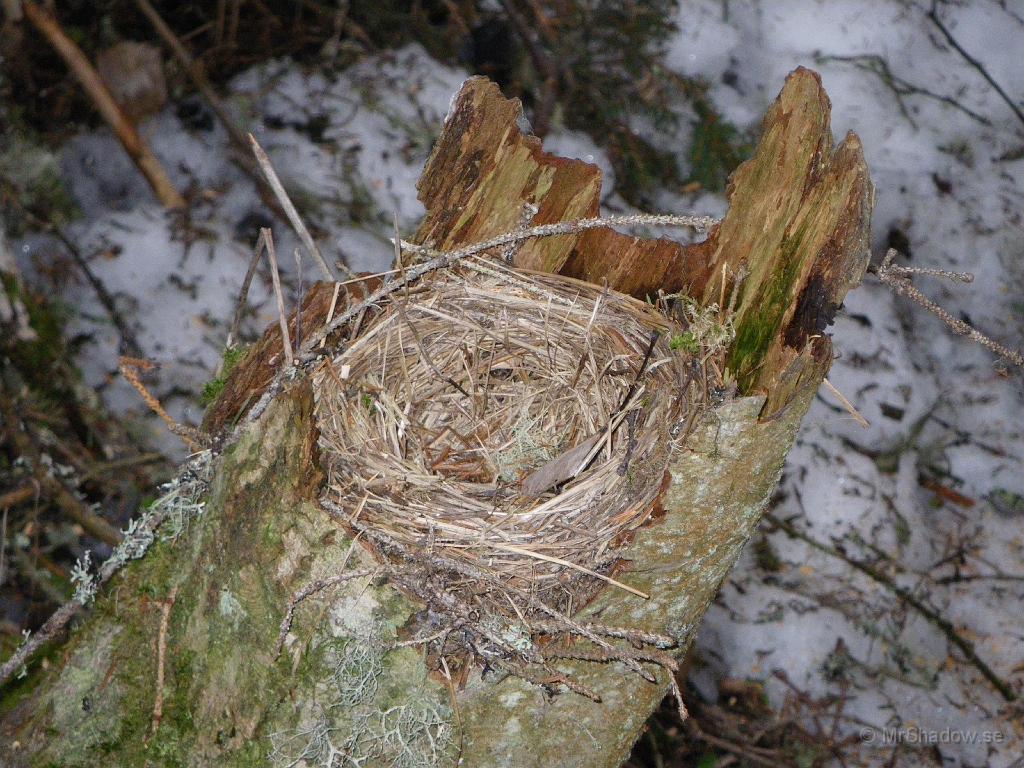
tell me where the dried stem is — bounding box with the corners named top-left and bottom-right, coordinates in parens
top-left (119, 358), bottom-right (208, 450)
top-left (874, 249), bottom-right (1023, 368)
top-left (20, 2), bottom-right (184, 208)
top-left (261, 229), bottom-right (294, 368)
top-left (248, 135), bottom-right (341, 281)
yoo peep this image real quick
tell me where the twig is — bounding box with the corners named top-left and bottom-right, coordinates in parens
top-left (301, 212), bottom-right (716, 352)
top-left (815, 53), bottom-right (993, 128)
top-left (20, 2), bottom-right (184, 208)
top-left (149, 584), bottom-right (179, 737)
top-left (119, 358), bottom-right (208, 450)
top-left (248, 135), bottom-right (341, 281)
top-left (293, 247), bottom-right (303, 350)
top-left (927, 1), bottom-right (1024, 129)
top-left (225, 229), bottom-right (267, 350)
top-left (765, 511), bottom-right (1018, 702)
top-left (0, 175), bottom-right (143, 357)
top-left (873, 249), bottom-right (1024, 368)
top-left (821, 378), bottom-right (870, 428)
top-left (0, 390), bottom-right (122, 546)
top-left (261, 229), bottom-right (294, 368)
top-left (273, 568), bottom-right (376, 658)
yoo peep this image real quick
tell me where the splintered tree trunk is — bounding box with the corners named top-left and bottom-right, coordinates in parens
top-left (0, 68), bottom-right (872, 767)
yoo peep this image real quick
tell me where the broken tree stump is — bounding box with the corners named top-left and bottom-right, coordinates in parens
top-left (0, 68), bottom-right (871, 767)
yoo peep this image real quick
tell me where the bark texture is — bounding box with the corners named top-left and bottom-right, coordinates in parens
top-left (0, 68), bottom-right (872, 767)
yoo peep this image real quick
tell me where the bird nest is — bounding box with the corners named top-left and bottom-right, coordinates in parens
top-left (313, 256), bottom-right (730, 639)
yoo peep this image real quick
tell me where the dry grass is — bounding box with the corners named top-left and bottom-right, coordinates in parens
top-left (312, 253), bottom-right (730, 681)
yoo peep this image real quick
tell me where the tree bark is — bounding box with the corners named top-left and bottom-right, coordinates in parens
top-left (0, 68), bottom-right (872, 767)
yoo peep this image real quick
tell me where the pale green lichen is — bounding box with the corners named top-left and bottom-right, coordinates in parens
top-left (218, 587), bottom-right (248, 630)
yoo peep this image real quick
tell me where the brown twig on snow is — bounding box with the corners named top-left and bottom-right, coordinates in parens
top-left (130, 0), bottom-right (296, 224)
top-left (873, 248), bottom-right (1024, 368)
top-left (20, 2), bottom-right (184, 209)
top-left (118, 357), bottom-right (208, 451)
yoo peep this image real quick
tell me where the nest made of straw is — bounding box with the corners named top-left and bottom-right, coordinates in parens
top-left (313, 255), bottom-right (729, 637)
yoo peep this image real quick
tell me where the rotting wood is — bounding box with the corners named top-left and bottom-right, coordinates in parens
top-left (0, 69), bottom-right (872, 767)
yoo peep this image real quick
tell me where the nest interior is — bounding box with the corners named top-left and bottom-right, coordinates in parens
top-left (313, 255), bottom-right (728, 659)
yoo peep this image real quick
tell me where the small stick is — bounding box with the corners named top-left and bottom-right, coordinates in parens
top-left (303, 212), bottom-right (716, 352)
top-left (21, 2), bottom-right (184, 208)
top-left (822, 377), bottom-right (870, 429)
top-left (119, 357), bottom-right (207, 450)
top-left (293, 247), bottom-right (304, 350)
top-left (260, 229), bottom-right (294, 368)
top-left (225, 229), bottom-right (267, 350)
top-left (149, 584), bottom-right (179, 738)
top-left (248, 135), bottom-right (341, 281)
top-left (273, 568), bottom-right (375, 657)
top-left (875, 249), bottom-right (1024, 368)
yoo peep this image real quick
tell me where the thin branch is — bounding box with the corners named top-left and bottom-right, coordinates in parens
top-left (248, 135), bottom-right (341, 281)
top-left (273, 568), bottom-right (376, 658)
top-left (301, 212), bottom-right (716, 352)
top-left (816, 53), bottom-right (993, 128)
top-left (927, 1), bottom-right (1024, 129)
top-left (130, 0), bottom-right (294, 223)
top-left (225, 229), bottom-right (267, 350)
top-left (20, 2), bottom-right (185, 208)
top-left (765, 511), bottom-right (1018, 702)
top-left (261, 228), bottom-right (294, 367)
top-left (873, 249), bottom-right (1024, 368)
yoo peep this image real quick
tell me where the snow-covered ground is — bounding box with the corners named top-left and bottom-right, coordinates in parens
top-left (13, 2), bottom-right (1024, 765)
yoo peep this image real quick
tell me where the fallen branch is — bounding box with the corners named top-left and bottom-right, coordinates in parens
top-left (764, 511), bottom-right (1018, 703)
top-left (927, 1), bottom-right (1024, 129)
top-left (20, 2), bottom-right (185, 209)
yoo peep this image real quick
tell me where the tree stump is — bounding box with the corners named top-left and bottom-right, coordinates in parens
top-left (0, 68), bottom-right (872, 767)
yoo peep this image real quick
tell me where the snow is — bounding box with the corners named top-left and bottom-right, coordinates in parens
top-left (11, 4), bottom-right (1024, 764)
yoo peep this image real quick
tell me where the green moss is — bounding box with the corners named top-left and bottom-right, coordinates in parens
top-left (669, 331), bottom-right (699, 353)
top-left (200, 344), bottom-right (250, 407)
